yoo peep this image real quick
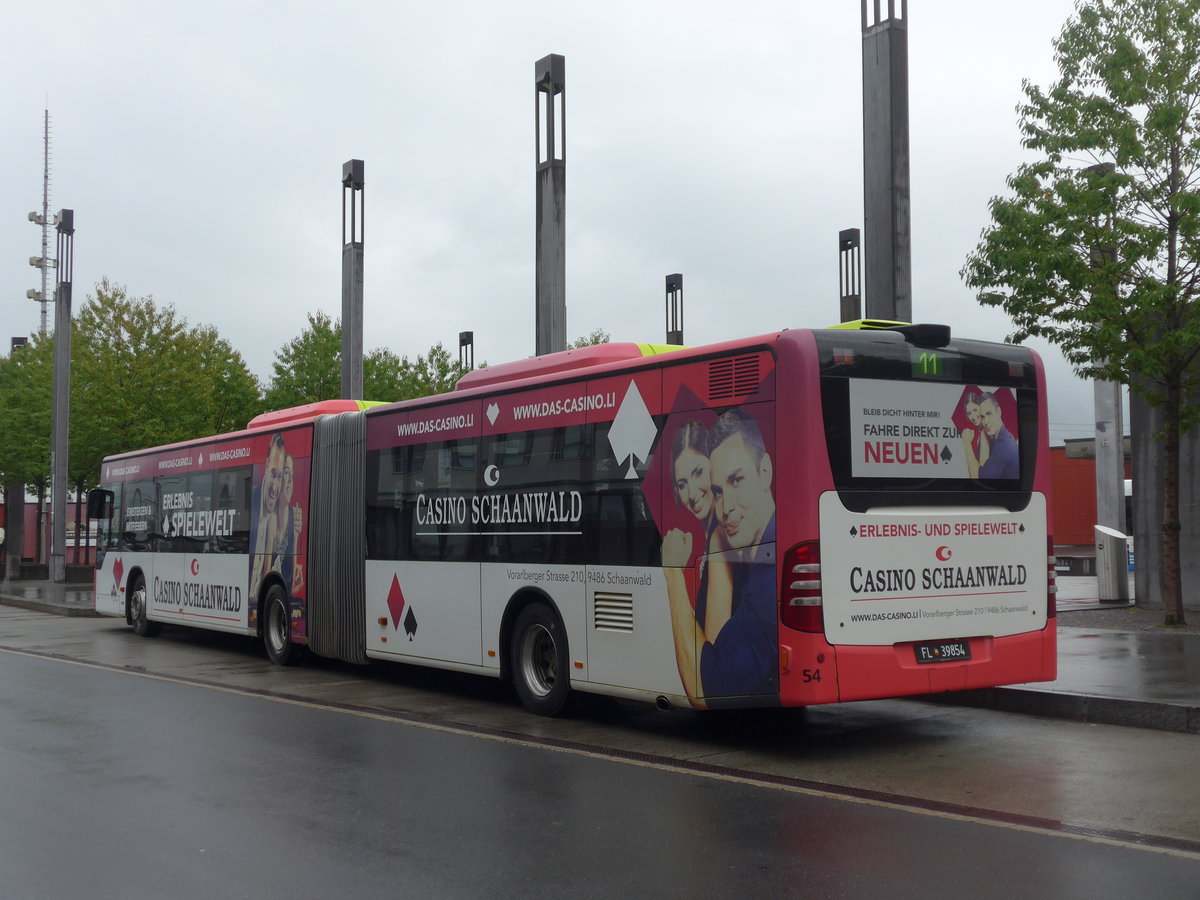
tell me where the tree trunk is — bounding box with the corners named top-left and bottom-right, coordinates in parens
top-left (1161, 138), bottom-right (1185, 626)
top-left (1162, 378), bottom-right (1185, 626)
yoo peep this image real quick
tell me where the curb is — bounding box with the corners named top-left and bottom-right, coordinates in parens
top-left (5, 593), bottom-right (1195, 733)
top-left (923, 686), bottom-right (1200, 735)
top-left (0, 596), bottom-right (100, 618)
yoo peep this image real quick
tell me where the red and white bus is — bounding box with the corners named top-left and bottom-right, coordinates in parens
top-left (90, 323), bottom-right (1056, 714)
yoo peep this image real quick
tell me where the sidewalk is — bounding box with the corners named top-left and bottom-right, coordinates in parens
top-left (936, 573), bottom-right (1200, 734)
top-left (1, 575), bottom-right (1197, 733)
top-left (0, 579), bottom-right (97, 617)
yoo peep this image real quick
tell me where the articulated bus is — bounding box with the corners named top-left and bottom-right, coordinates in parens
top-left (90, 323), bottom-right (1056, 715)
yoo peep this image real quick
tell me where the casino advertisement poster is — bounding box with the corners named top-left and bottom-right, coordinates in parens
top-left (848, 379), bottom-right (1019, 480)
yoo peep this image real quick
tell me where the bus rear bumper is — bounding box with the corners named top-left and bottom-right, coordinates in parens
top-left (830, 627), bottom-right (1057, 703)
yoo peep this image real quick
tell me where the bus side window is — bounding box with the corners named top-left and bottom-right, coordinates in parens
top-left (366, 445), bottom-right (408, 561)
top-left (213, 466), bottom-right (252, 554)
top-left (122, 480), bottom-right (156, 551)
top-left (412, 439), bottom-right (476, 562)
top-left (156, 474), bottom-right (188, 554)
top-left (186, 470), bottom-right (213, 554)
top-left (482, 428), bottom-right (580, 565)
top-left (585, 421), bottom-right (660, 567)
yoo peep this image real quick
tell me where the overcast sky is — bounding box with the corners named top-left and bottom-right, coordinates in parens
top-left (1, 0), bottom-right (1108, 444)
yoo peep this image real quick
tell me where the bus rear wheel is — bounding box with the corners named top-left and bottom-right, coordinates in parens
top-left (263, 584), bottom-right (301, 666)
top-left (511, 602), bottom-right (571, 716)
top-left (129, 575), bottom-right (160, 638)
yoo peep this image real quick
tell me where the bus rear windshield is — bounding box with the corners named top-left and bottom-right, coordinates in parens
top-left (814, 331), bottom-right (1039, 512)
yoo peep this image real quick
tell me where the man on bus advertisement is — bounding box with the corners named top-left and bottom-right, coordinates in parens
top-left (652, 392), bottom-right (779, 708)
top-left (248, 431), bottom-right (310, 635)
top-left (956, 387), bottom-right (1019, 480)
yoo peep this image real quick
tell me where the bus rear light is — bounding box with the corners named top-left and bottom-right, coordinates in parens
top-left (1046, 536), bottom-right (1057, 619)
top-left (781, 542), bottom-right (823, 633)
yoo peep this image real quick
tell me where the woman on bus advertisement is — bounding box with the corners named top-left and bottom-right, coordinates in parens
top-left (956, 386), bottom-right (1019, 480)
top-left (274, 453), bottom-right (305, 597)
top-left (654, 400), bottom-right (779, 708)
top-left (248, 432), bottom-right (310, 633)
top-left (661, 419), bottom-right (734, 651)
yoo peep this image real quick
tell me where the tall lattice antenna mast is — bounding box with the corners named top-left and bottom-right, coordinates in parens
top-left (27, 110), bottom-right (54, 335)
top-left (39, 110), bottom-right (52, 334)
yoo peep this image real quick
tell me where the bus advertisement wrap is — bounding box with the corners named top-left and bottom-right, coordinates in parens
top-left (94, 329), bottom-right (1054, 715)
top-left (849, 379), bottom-right (1020, 480)
top-left (819, 492), bottom-right (1048, 645)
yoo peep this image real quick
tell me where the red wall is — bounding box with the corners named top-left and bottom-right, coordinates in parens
top-left (1050, 447), bottom-right (1131, 545)
top-left (0, 502), bottom-right (94, 563)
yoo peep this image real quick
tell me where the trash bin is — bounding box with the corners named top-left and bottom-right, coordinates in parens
top-left (1095, 525), bottom-right (1130, 603)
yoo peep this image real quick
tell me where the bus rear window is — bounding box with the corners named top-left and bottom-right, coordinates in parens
top-left (814, 332), bottom-right (1040, 511)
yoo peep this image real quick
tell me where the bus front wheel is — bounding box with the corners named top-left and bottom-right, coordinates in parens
top-left (130, 575), bottom-right (160, 638)
top-left (263, 584), bottom-right (301, 666)
top-left (511, 602), bottom-right (571, 716)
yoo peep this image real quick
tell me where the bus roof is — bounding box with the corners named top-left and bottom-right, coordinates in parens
top-left (246, 399), bottom-right (384, 430)
top-left (454, 342), bottom-right (685, 392)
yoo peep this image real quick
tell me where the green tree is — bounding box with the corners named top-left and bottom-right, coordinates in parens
top-left (0, 280), bottom-right (263, 496)
top-left (263, 311), bottom-right (341, 408)
top-left (265, 311), bottom-right (469, 406)
top-left (0, 334), bottom-right (53, 492)
top-left (961, 0), bottom-right (1200, 625)
top-left (395, 342), bottom-right (469, 398)
top-left (72, 280), bottom-right (264, 485)
top-left (569, 328), bottom-right (611, 349)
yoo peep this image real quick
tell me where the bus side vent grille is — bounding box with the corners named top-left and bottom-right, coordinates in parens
top-left (708, 355), bottom-right (761, 401)
top-left (594, 592), bottom-right (634, 633)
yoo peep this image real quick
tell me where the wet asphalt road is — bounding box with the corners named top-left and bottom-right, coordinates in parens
top-left (1, 629), bottom-right (1198, 898)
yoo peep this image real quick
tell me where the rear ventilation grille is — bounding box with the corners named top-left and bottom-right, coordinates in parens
top-left (594, 592), bottom-right (634, 633)
top-left (708, 355), bottom-right (761, 401)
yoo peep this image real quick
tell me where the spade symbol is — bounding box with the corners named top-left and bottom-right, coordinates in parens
top-left (607, 382), bottom-right (657, 479)
top-left (941, 445), bottom-right (953, 463)
top-left (1019, 524), bottom-right (1026, 533)
top-left (404, 606), bottom-right (418, 641)
top-left (849, 526), bottom-right (858, 536)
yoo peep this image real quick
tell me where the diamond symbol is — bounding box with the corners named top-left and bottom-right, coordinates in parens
top-left (386, 574), bottom-right (406, 630)
top-left (113, 557), bottom-right (125, 593)
top-left (486, 402), bottom-right (500, 425)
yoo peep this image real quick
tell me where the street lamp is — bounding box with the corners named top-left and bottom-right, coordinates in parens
top-left (459, 331), bottom-right (475, 371)
top-left (665, 274), bottom-right (683, 346)
top-left (341, 159), bottom-right (365, 401)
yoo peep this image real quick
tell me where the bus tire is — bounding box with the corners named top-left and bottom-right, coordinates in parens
top-left (511, 602), bottom-right (571, 717)
top-left (263, 583), bottom-right (301, 666)
top-left (129, 575), bottom-right (160, 638)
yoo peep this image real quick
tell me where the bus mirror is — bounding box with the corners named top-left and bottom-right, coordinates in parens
top-left (87, 488), bottom-right (114, 521)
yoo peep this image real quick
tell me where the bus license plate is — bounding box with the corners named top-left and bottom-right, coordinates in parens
top-left (914, 640), bottom-right (971, 664)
